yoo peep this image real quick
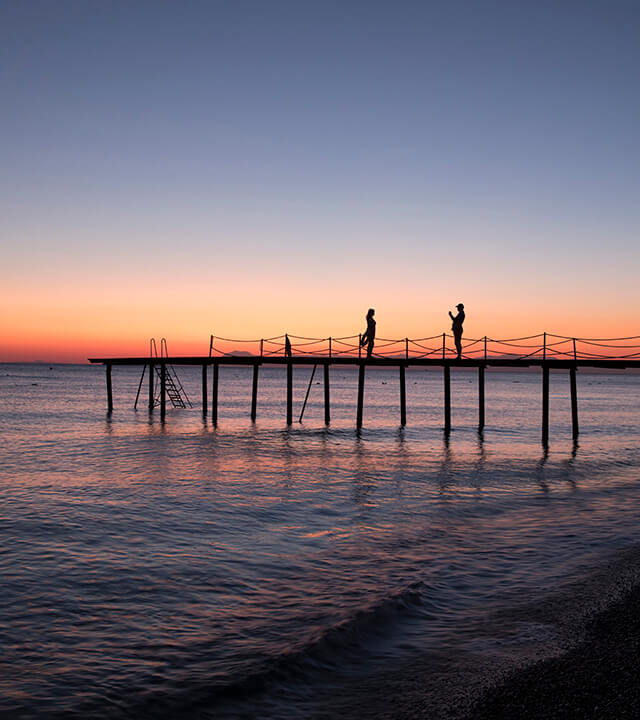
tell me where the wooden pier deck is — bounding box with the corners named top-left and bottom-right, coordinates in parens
top-left (89, 333), bottom-right (640, 443)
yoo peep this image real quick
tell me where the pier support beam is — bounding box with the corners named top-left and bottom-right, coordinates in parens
top-left (324, 363), bottom-right (330, 424)
top-left (106, 363), bottom-right (113, 413)
top-left (399, 365), bottom-right (406, 426)
top-left (357, 363), bottom-right (365, 428)
top-left (444, 365), bottom-right (451, 432)
top-left (570, 365), bottom-right (579, 438)
top-left (286, 362), bottom-right (293, 425)
top-left (478, 364), bottom-right (485, 430)
top-left (202, 364), bottom-right (208, 416)
top-left (251, 364), bottom-right (259, 422)
top-left (542, 365), bottom-right (549, 445)
top-left (160, 363), bottom-right (166, 419)
top-left (212, 363), bottom-right (219, 426)
top-left (148, 363), bottom-right (154, 410)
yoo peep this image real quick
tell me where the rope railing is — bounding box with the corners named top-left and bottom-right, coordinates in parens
top-left (205, 332), bottom-right (640, 361)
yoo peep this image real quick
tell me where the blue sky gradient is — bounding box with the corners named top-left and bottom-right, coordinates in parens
top-left (2, 1), bottom-right (639, 358)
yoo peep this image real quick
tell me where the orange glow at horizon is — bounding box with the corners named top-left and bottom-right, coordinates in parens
top-left (3, 230), bottom-right (639, 363)
top-left (3, 289), bottom-right (638, 363)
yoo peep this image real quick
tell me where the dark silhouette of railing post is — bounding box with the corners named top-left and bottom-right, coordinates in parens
top-left (212, 363), bottom-right (219, 426)
top-left (202, 364), bottom-right (208, 416)
top-left (148, 362), bottom-right (154, 410)
top-left (543, 332), bottom-right (547, 360)
top-left (329, 337), bottom-right (332, 358)
top-left (542, 365), bottom-right (549, 445)
top-left (260, 339), bottom-right (264, 358)
top-left (358, 334), bottom-right (362, 359)
top-left (324, 363), bottom-right (330, 424)
top-left (570, 366), bottom-right (579, 437)
top-left (573, 338), bottom-right (577, 361)
top-left (251, 363), bottom-right (259, 421)
top-left (399, 365), bottom-right (406, 426)
top-left (357, 363), bottom-right (365, 427)
top-left (442, 333), bottom-right (446, 359)
top-left (160, 363), bottom-right (166, 419)
top-left (478, 364), bottom-right (485, 430)
top-left (444, 364), bottom-right (451, 431)
top-left (484, 336), bottom-right (487, 361)
top-left (405, 338), bottom-right (409, 360)
top-left (286, 361), bottom-right (293, 425)
top-left (106, 363), bottom-right (113, 413)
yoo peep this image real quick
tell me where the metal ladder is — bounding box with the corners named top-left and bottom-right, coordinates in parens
top-left (134, 338), bottom-right (192, 409)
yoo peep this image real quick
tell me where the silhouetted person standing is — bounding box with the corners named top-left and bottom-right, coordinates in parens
top-left (449, 303), bottom-right (465, 359)
top-left (361, 308), bottom-right (376, 358)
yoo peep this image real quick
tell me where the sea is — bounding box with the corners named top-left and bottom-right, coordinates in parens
top-left (1, 362), bottom-right (640, 719)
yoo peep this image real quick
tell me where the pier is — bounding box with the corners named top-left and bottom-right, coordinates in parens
top-left (90, 332), bottom-right (640, 443)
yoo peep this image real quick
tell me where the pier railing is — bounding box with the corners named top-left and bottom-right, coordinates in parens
top-left (208, 332), bottom-right (640, 362)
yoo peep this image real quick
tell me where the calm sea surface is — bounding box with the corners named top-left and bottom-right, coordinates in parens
top-left (1, 363), bottom-right (640, 718)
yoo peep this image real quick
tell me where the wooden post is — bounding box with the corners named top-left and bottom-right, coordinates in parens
top-left (405, 338), bottom-right (409, 359)
top-left (357, 362), bottom-right (365, 427)
top-left (160, 363), bottom-right (166, 419)
top-left (570, 365), bottom-right (579, 438)
top-left (478, 364), bottom-right (485, 430)
top-left (442, 333), bottom-right (446, 359)
top-left (212, 363), bottom-right (219, 426)
top-left (148, 362), bottom-right (154, 410)
top-left (358, 334), bottom-right (362, 359)
top-left (400, 364), bottom-right (407, 426)
top-left (106, 363), bottom-right (113, 413)
top-left (329, 337), bottom-right (332, 358)
top-left (444, 364), bottom-right (451, 431)
top-left (286, 361), bottom-right (293, 425)
top-left (542, 364), bottom-right (549, 445)
top-left (484, 336), bottom-right (487, 361)
top-left (251, 363), bottom-right (259, 421)
top-left (202, 364), bottom-right (208, 416)
top-left (324, 363), bottom-right (330, 424)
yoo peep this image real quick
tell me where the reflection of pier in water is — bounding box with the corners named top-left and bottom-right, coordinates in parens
top-left (90, 332), bottom-right (640, 444)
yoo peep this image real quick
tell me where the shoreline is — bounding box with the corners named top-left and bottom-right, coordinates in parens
top-left (467, 582), bottom-right (640, 719)
top-left (311, 544), bottom-right (640, 720)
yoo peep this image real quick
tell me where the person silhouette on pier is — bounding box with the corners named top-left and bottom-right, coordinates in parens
top-left (449, 303), bottom-right (465, 359)
top-left (360, 308), bottom-right (376, 358)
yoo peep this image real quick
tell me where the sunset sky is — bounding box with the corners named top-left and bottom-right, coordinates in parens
top-left (2, 1), bottom-right (639, 362)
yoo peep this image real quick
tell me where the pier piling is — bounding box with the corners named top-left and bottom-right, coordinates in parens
top-left (148, 363), bottom-right (154, 410)
top-left (212, 363), bottom-right (219, 426)
top-left (202, 364), bottom-right (208, 416)
top-left (570, 365), bottom-right (579, 437)
top-left (160, 363), bottom-right (166, 419)
top-left (324, 363), bottom-right (330, 424)
top-left (106, 363), bottom-right (113, 413)
top-left (251, 364), bottom-right (259, 422)
top-left (286, 362), bottom-right (293, 425)
top-left (478, 364), bottom-right (485, 430)
top-left (444, 365), bottom-right (451, 431)
top-left (357, 363), bottom-right (365, 428)
top-left (400, 365), bottom-right (407, 426)
top-left (542, 365), bottom-right (549, 445)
